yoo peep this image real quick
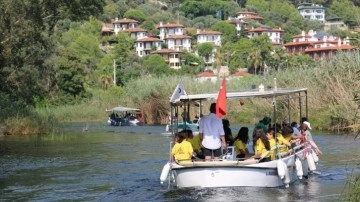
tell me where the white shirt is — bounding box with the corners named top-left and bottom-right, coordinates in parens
top-left (293, 127), bottom-right (300, 135)
top-left (199, 113), bottom-right (224, 149)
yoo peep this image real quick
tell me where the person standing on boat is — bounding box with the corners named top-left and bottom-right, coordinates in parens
top-left (199, 103), bottom-right (226, 160)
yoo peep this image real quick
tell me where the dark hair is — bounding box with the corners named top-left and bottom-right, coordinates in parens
top-left (176, 131), bottom-right (187, 143)
top-left (301, 117), bottom-right (308, 124)
top-left (235, 127), bottom-right (249, 144)
top-left (260, 133), bottom-right (271, 151)
top-left (291, 122), bottom-right (298, 127)
top-left (282, 125), bottom-right (293, 137)
top-left (210, 103), bottom-right (216, 113)
top-left (182, 129), bottom-right (193, 138)
top-left (253, 126), bottom-right (264, 151)
top-left (222, 119), bottom-right (230, 128)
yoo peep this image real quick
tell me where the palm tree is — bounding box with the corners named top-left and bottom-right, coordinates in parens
top-left (249, 48), bottom-right (262, 74)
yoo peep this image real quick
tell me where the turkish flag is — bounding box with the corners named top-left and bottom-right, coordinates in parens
top-left (216, 78), bottom-right (227, 118)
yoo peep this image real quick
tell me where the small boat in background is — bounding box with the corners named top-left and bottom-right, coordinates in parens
top-left (106, 106), bottom-right (143, 126)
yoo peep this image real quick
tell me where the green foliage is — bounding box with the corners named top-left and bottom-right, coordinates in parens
top-left (328, 0), bottom-right (360, 27)
top-left (197, 43), bottom-right (213, 57)
top-left (55, 48), bottom-right (88, 102)
top-left (123, 9), bottom-right (147, 23)
top-left (140, 20), bottom-right (158, 36)
top-left (191, 15), bottom-right (219, 28)
top-left (143, 54), bottom-right (175, 75)
top-left (180, 0), bottom-right (239, 19)
top-left (211, 21), bottom-right (238, 45)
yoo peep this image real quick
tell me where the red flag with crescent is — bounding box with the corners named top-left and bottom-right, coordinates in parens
top-left (216, 78), bottom-right (227, 118)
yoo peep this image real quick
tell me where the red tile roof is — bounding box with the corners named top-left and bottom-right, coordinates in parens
top-left (196, 71), bottom-right (216, 77)
top-left (248, 27), bottom-right (283, 32)
top-left (136, 37), bottom-right (162, 42)
top-left (101, 27), bottom-right (114, 32)
top-left (284, 41), bottom-right (314, 46)
top-left (237, 11), bottom-right (257, 15)
top-left (292, 34), bottom-right (312, 38)
top-left (121, 27), bottom-right (147, 32)
top-left (151, 49), bottom-right (181, 54)
top-left (244, 16), bottom-right (264, 20)
top-left (305, 45), bottom-right (357, 53)
top-left (112, 18), bottom-right (139, 24)
top-left (231, 70), bottom-right (249, 77)
top-left (196, 30), bottom-right (222, 35)
top-left (157, 23), bottom-right (184, 28)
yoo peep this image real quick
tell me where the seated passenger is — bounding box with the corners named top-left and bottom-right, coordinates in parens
top-left (233, 127), bottom-right (250, 159)
top-left (171, 131), bottom-right (194, 162)
top-left (277, 126), bottom-right (292, 153)
top-left (253, 129), bottom-right (271, 162)
top-left (184, 130), bottom-right (204, 159)
top-left (222, 119), bottom-right (234, 146)
top-left (266, 128), bottom-right (276, 160)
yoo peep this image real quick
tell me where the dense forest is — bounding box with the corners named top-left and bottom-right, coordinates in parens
top-left (1, 0), bottom-right (360, 134)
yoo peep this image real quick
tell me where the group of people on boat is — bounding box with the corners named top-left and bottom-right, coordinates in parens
top-left (170, 103), bottom-right (321, 163)
top-left (108, 111), bottom-right (138, 126)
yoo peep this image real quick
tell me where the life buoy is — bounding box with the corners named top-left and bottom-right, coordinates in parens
top-left (307, 152), bottom-right (316, 171)
top-left (160, 162), bottom-right (171, 184)
top-left (295, 158), bottom-right (303, 179)
top-left (312, 150), bottom-right (319, 163)
top-left (283, 162), bottom-right (290, 188)
top-left (277, 160), bottom-right (286, 179)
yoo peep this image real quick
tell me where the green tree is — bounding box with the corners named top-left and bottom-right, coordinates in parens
top-left (0, 0), bottom-right (105, 106)
top-left (123, 9), bottom-right (146, 23)
top-left (55, 48), bottom-right (87, 103)
top-left (197, 43), bottom-right (213, 66)
top-left (228, 38), bottom-right (254, 73)
top-left (328, 0), bottom-right (360, 27)
top-left (211, 21), bottom-right (237, 45)
top-left (143, 54), bottom-right (174, 75)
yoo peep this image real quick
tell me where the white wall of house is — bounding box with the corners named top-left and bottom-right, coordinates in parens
top-left (114, 22), bottom-right (139, 34)
top-left (135, 41), bottom-right (161, 57)
top-left (166, 38), bottom-right (191, 52)
top-left (297, 4), bottom-right (325, 23)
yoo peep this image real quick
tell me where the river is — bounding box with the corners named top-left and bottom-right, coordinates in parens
top-left (0, 122), bottom-right (359, 201)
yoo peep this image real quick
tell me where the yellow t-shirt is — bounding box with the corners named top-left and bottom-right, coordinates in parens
top-left (233, 139), bottom-right (247, 156)
top-left (171, 140), bottom-right (194, 161)
top-left (269, 138), bottom-right (276, 160)
top-left (277, 133), bottom-right (290, 153)
top-left (255, 139), bottom-right (269, 158)
top-left (187, 135), bottom-right (201, 152)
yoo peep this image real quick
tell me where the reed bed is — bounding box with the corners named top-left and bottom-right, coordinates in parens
top-left (39, 51), bottom-right (360, 130)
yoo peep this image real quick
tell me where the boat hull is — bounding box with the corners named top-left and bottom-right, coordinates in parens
top-left (169, 147), bottom-right (309, 188)
top-left (173, 165), bottom-right (296, 188)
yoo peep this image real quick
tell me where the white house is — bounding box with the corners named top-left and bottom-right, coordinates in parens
top-left (297, 3), bottom-right (325, 23)
top-left (135, 37), bottom-right (162, 57)
top-left (247, 26), bottom-right (284, 45)
top-left (164, 35), bottom-right (192, 52)
top-left (157, 22), bottom-right (185, 40)
top-left (151, 49), bottom-right (182, 69)
top-left (196, 30), bottom-right (222, 67)
top-left (236, 11), bottom-right (264, 23)
top-left (112, 18), bottom-right (139, 34)
top-left (121, 27), bottom-right (148, 40)
top-left (226, 17), bottom-right (247, 34)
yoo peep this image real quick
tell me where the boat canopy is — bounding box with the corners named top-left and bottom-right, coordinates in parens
top-left (106, 106), bottom-right (140, 112)
top-left (174, 88), bottom-right (307, 103)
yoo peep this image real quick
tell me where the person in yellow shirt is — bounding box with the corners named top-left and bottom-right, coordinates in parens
top-left (266, 128), bottom-right (276, 160)
top-left (171, 131), bottom-right (194, 162)
top-left (253, 129), bottom-right (271, 162)
top-left (184, 130), bottom-right (204, 159)
top-left (233, 127), bottom-right (249, 159)
top-left (276, 126), bottom-right (292, 153)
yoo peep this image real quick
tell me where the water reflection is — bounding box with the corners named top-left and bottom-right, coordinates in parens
top-left (0, 126), bottom-right (359, 201)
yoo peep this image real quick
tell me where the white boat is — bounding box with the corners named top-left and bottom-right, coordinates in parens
top-left (160, 86), bottom-right (320, 188)
top-left (106, 106), bottom-right (142, 126)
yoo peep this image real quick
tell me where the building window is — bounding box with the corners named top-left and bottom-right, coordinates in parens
top-left (170, 63), bottom-right (174, 67)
